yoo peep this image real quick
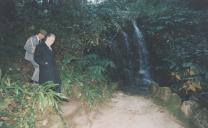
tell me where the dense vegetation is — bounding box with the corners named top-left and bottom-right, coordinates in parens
top-left (0, 54), bottom-right (117, 127)
top-left (0, 0), bottom-right (208, 127)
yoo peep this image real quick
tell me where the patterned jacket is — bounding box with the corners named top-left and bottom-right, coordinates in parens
top-left (24, 35), bottom-right (39, 61)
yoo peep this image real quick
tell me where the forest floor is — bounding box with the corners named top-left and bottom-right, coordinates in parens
top-left (57, 91), bottom-right (185, 128)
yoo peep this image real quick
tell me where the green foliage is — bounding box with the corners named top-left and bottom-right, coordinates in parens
top-left (60, 67), bottom-right (73, 96)
top-left (145, 3), bottom-right (208, 65)
top-left (125, 0), bottom-right (208, 66)
top-left (1, 1), bottom-right (208, 125)
top-left (0, 77), bottom-right (66, 128)
top-left (127, 0), bottom-right (208, 91)
top-left (0, 53), bottom-right (117, 127)
top-left (4, 0), bottom-right (208, 126)
top-left (77, 54), bottom-right (115, 79)
top-left (88, 66), bottom-right (106, 80)
top-left (60, 54), bottom-right (117, 107)
top-left (82, 84), bottom-right (102, 107)
top-left (2, 0), bottom-right (208, 69)
top-left (0, 0), bottom-right (134, 64)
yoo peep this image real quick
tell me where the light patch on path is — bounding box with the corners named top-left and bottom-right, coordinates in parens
top-left (61, 92), bottom-right (184, 128)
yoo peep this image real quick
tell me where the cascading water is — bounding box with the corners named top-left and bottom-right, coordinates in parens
top-left (112, 20), bottom-right (152, 89)
top-left (132, 21), bottom-right (150, 78)
top-left (132, 20), bottom-right (152, 86)
top-left (121, 31), bottom-right (133, 85)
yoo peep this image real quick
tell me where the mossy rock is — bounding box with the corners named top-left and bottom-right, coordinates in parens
top-left (150, 86), bottom-right (173, 103)
top-left (170, 93), bottom-right (181, 106)
top-left (148, 81), bottom-right (160, 96)
top-left (159, 87), bottom-right (172, 102)
top-left (150, 85), bottom-right (182, 106)
top-left (149, 84), bottom-right (159, 96)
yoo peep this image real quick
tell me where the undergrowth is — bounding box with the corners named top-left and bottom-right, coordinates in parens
top-left (0, 78), bottom-right (67, 128)
top-left (61, 54), bottom-right (117, 107)
top-left (0, 54), bottom-right (117, 127)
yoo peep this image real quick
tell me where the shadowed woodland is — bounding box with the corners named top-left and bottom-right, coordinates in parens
top-left (0, 0), bottom-right (208, 128)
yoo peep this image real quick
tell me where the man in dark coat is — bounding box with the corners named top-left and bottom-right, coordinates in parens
top-left (34, 33), bottom-right (61, 93)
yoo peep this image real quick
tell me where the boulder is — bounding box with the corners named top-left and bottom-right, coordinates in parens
top-left (159, 87), bottom-right (172, 102)
top-left (149, 84), bottom-right (182, 107)
top-left (148, 83), bottom-right (160, 96)
top-left (170, 93), bottom-right (182, 106)
top-left (181, 100), bottom-right (198, 117)
top-left (149, 84), bottom-right (177, 104)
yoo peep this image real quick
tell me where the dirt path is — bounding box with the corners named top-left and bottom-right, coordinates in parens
top-left (61, 92), bottom-right (184, 128)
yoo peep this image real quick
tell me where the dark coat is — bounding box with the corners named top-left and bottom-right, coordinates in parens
top-left (34, 42), bottom-right (61, 92)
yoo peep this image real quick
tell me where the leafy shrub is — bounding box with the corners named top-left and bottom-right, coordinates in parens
top-left (78, 54), bottom-right (115, 79)
top-left (60, 54), bottom-right (117, 107)
top-left (0, 77), bottom-right (67, 128)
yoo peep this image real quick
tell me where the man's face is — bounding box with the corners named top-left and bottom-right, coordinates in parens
top-left (39, 34), bottom-right (45, 40)
top-left (48, 36), bottom-right (55, 46)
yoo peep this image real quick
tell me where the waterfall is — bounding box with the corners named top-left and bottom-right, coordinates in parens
top-left (112, 20), bottom-right (152, 89)
top-left (121, 31), bottom-right (133, 84)
top-left (132, 20), bottom-right (152, 85)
